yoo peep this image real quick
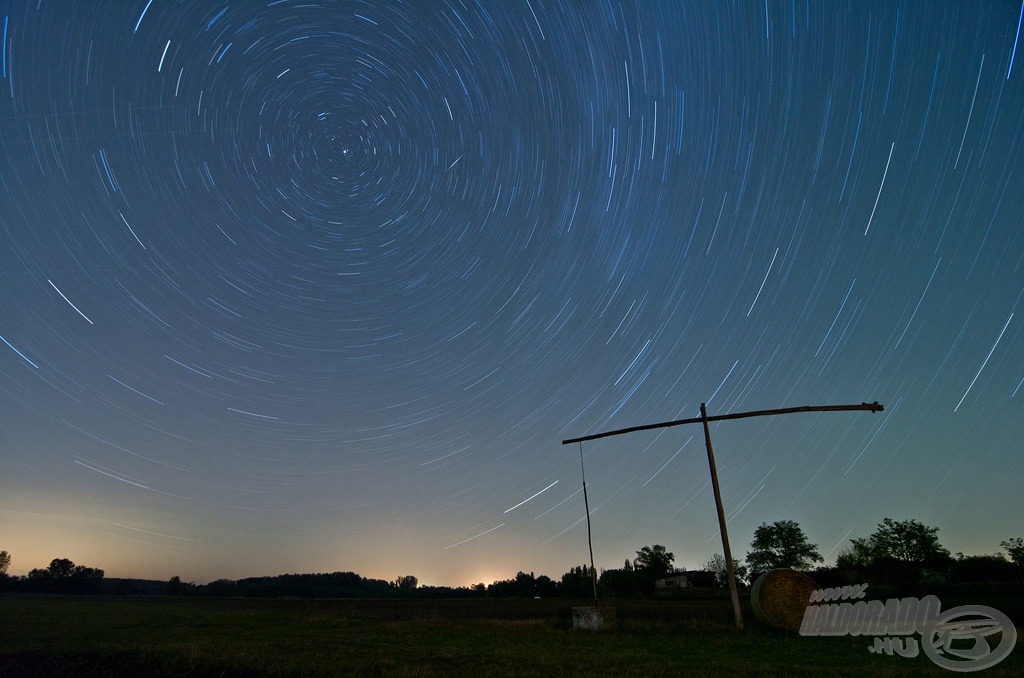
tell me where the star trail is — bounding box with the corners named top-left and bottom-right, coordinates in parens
top-left (1, 1), bottom-right (1022, 587)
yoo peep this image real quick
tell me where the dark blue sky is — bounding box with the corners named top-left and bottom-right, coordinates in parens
top-left (1, 1), bottom-right (1022, 586)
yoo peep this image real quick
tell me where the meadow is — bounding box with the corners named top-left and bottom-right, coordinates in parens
top-left (1, 594), bottom-right (1021, 676)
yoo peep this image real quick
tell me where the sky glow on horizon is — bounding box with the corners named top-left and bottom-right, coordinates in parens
top-left (1, 1), bottom-right (1023, 587)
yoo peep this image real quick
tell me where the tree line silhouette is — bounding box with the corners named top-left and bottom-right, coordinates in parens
top-left (0, 556), bottom-right (105, 595)
top-left (2, 519), bottom-right (1021, 599)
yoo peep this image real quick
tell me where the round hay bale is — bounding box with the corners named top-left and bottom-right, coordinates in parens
top-left (750, 568), bottom-right (817, 631)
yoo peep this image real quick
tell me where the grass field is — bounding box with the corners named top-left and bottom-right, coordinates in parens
top-left (1, 594), bottom-right (1021, 676)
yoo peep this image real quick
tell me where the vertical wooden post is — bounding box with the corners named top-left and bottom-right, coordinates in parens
top-left (579, 442), bottom-right (599, 603)
top-left (701, 402), bottom-right (744, 631)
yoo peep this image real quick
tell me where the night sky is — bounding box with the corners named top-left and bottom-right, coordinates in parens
top-left (1, 1), bottom-right (1022, 587)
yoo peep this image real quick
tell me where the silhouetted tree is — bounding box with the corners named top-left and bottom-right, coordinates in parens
top-left (631, 545), bottom-right (675, 596)
top-left (487, 571), bottom-right (540, 597)
top-left (860, 518), bottom-right (951, 564)
top-left (1001, 538), bottom-right (1024, 567)
top-left (515, 571), bottom-right (537, 596)
top-left (703, 553), bottom-right (748, 587)
top-left (746, 520), bottom-right (823, 572)
top-left (0, 550), bottom-right (10, 593)
top-left (26, 558), bottom-right (104, 594)
top-left (598, 566), bottom-right (641, 597)
top-left (50, 557), bottom-right (75, 579)
top-left (841, 518), bottom-right (952, 588)
top-left (167, 575), bottom-right (186, 595)
top-left (534, 574), bottom-right (558, 598)
top-left (393, 575), bottom-right (418, 591)
top-left (634, 545), bottom-right (674, 577)
top-left (560, 565), bottom-right (594, 598)
top-left (836, 540), bottom-right (873, 571)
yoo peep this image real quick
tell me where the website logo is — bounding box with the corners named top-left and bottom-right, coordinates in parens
top-left (799, 585), bottom-right (1016, 672)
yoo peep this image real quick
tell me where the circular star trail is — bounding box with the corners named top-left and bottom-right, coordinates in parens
top-left (1, 1), bottom-right (1022, 585)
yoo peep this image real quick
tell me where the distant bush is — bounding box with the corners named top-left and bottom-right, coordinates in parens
top-left (951, 553), bottom-right (1020, 585)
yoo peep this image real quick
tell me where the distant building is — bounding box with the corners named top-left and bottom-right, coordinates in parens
top-left (654, 570), bottom-right (717, 596)
top-left (654, 572), bottom-right (691, 596)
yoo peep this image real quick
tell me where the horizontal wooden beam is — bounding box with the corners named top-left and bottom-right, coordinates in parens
top-left (562, 401), bottom-right (883, 445)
